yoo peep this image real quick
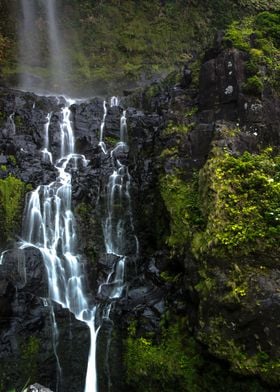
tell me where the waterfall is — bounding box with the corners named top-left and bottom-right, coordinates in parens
top-left (98, 101), bottom-right (108, 155)
top-left (45, 0), bottom-right (69, 91)
top-left (20, 99), bottom-right (99, 391)
top-left (7, 113), bottom-right (16, 135)
top-left (41, 113), bottom-right (52, 163)
top-left (98, 106), bottom-right (138, 306)
top-left (18, 0), bottom-right (69, 94)
top-left (14, 2), bottom-right (138, 390)
top-left (18, 0), bottom-right (40, 90)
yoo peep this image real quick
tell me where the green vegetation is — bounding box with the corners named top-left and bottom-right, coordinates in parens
top-left (0, 175), bottom-right (28, 246)
top-left (163, 121), bottom-right (195, 136)
top-left (160, 148), bottom-right (280, 260)
top-left (0, 335), bottom-right (39, 392)
top-left (20, 336), bottom-right (40, 385)
top-left (160, 172), bottom-right (203, 251)
top-left (194, 148), bottom-right (280, 259)
top-left (1, 0), bottom-right (279, 93)
top-left (125, 318), bottom-right (266, 392)
top-left (224, 12), bottom-right (280, 93)
top-left (197, 314), bottom-right (280, 385)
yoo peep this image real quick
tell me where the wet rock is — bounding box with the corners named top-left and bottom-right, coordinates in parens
top-left (27, 384), bottom-right (53, 392)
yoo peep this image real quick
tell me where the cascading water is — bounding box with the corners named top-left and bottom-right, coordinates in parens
top-left (19, 0), bottom-right (69, 94)
top-left (19, 99), bottom-right (99, 392)
top-left (45, 0), bottom-right (69, 91)
top-left (12, 1), bottom-right (138, 390)
top-left (98, 103), bottom-right (138, 310)
top-left (42, 113), bottom-right (53, 163)
top-left (18, 0), bottom-right (40, 90)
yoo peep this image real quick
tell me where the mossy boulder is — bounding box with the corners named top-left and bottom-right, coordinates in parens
top-left (0, 175), bottom-right (30, 248)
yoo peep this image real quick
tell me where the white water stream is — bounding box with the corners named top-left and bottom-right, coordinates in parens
top-left (12, 0), bottom-right (136, 389)
top-left (18, 99), bottom-right (98, 391)
top-left (1, 97), bottom-right (137, 392)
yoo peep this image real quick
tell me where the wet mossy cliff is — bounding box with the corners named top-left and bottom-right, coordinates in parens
top-left (0, 8), bottom-right (280, 392)
top-left (122, 10), bottom-right (280, 392)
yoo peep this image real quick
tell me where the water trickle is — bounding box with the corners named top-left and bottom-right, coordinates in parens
top-left (0, 250), bottom-right (8, 265)
top-left (7, 113), bottom-right (16, 135)
top-left (99, 101), bottom-right (108, 154)
top-left (42, 113), bottom-right (53, 163)
top-left (110, 96), bottom-right (119, 107)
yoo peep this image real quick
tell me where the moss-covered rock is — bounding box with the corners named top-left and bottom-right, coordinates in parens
top-left (196, 262), bottom-right (280, 386)
top-left (0, 175), bottom-right (30, 248)
top-left (125, 318), bottom-right (268, 391)
top-left (193, 147), bottom-right (280, 260)
top-left (159, 172), bottom-right (203, 251)
top-left (224, 12), bottom-right (280, 93)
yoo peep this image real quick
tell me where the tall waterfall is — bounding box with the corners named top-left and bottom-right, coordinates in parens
top-left (18, 0), bottom-right (69, 93)
top-left (15, 98), bottom-right (137, 391)
top-left (45, 0), bottom-right (69, 91)
top-left (20, 99), bottom-right (99, 391)
top-left (14, 1), bottom-right (138, 390)
top-left (18, 0), bottom-right (40, 91)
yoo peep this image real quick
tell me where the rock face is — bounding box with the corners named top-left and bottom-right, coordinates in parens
top-left (0, 39), bottom-right (279, 392)
top-left (27, 384), bottom-right (53, 392)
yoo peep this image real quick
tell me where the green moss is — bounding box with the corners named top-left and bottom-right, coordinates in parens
top-left (197, 315), bottom-right (280, 385)
top-left (8, 155), bottom-right (17, 165)
top-left (224, 12), bottom-right (280, 93)
top-left (0, 175), bottom-right (28, 246)
top-left (243, 75), bottom-right (264, 95)
top-left (125, 318), bottom-right (266, 392)
top-left (160, 147), bottom-right (179, 159)
top-left (104, 135), bottom-right (118, 145)
top-left (160, 147), bottom-right (280, 261)
top-left (125, 322), bottom-right (202, 392)
top-left (159, 172), bottom-right (204, 251)
top-left (163, 121), bottom-right (195, 136)
top-left (0, 164), bottom-right (7, 172)
top-left (224, 18), bottom-right (254, 51)
top-left (194, 148), bottom-right (280, 259)
top-left (20, 336), bottom-right (40, 383)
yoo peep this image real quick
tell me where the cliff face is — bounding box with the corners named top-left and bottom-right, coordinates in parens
top-left (0, 7), bottom-right (279, 392)
top-left (121, 13), bottom-right (280, 391)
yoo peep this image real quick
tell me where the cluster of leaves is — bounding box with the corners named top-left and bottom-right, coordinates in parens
top-left (125, 319), bottom-right (266, 392)
top-left (224, 11), bottom-right (280, 93)
top-left (193, 148), bottom-right (280, 259)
